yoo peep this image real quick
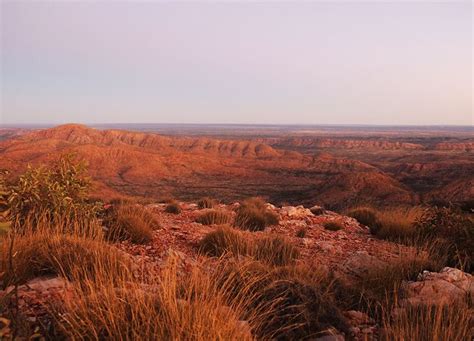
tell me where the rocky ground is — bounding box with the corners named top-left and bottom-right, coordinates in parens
top-left (2, 202), bottom-right (473, 340)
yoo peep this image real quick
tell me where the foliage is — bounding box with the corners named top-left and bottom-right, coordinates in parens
top-left (199, 226), bottom-right (252, 257)
top-left (414, 206), bottom-right (474, 272)
top-left (165, 201), bottom-right (181, 214)
top-left (296, 227), bottom-right (307, 238)
top-left (347, 207), bottom-right (381, 234)
top-left (234, 197), bottom-right (279, 231)
top-left (0, 170), bottom-right (9, 219)
top-left (196, 209), bottom-right (232, 225)
top-left (255, 235), bottom-right (299, 266)
top-left (323, 221), bottom-right (343, 231)
top-left (198, 197), bottom-right (217, 209)
top-left (7, 155), bottom-right (100, 232)
top-left (199, 227), bottom-right (298, 266)
top-left (103, 205), bottom-right (158, 244)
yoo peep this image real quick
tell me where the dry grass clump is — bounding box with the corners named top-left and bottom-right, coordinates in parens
top-left (214, 260), bottom-right (349, 339)
top-left (199, 227), bottom-right (299, 266)
top-left (199, 226), bottom-right (252, 257)
top-left (296, 227), bottom-right (307, 238)
top-left (323, 221), bottom-right (344, 231)
top-left (104, 204), bottom-right (158, 244)
top-left (235, 197), bottom-right (279, 231)
top-left (347, 207), bottom-right (381, 234)
top-left (376, 207), bottom-right (423, 242)
top-left (415, 206), bottom-right (474, 272)
top-left (196, 209), bottom-right (233, 225)
top-left (0, 232), bottom-right (132, 288)
top-left (198, 197), bottom-right (217, 209)
top-left (165, 201), bottom-right (181, 214)
top-left (255, 236), bottom-right (299, 266)
top-left (381, 301), bottom-right (473, 340)
top-left (56, 256), bottom-right (259, 340)
top-left (341, 248), bottom-right (444, 313)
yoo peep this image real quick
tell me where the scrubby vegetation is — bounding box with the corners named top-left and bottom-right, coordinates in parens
top-left (234, 197), bottom-right (279, 231)
top-left (199, 226), bottom-right (299, 267)
top-left (196, 209), bottom-right (232, 225)
top-left (103, 204), bottom-right (159, 244)
top-left (165, 201), bottom-right (181, 214)
top-left (415, 206), bottom-right (474, 272)
top-left (198, 197), bottom-right (217, 209)
top-left (347, 207), bottom-right (381, 234)
top-left (323, 221), bottom-right (343, 231)
top-left (0, 160), bottom-right (472, 339)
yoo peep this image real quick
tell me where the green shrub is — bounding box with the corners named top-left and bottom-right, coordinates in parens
top-left (165, 201), bottom-right (181, 214)
top-left (196, 209), bottom-right (232, 225)
top-left (234, 197), bottom-right (279, 231)
top-left (7, 155), bottom-right (100, 233)
top-left (198, 197), bottom-right (217, 209)
top-left (347, 207), bottom-right (381, 234)
top-left (415, 206), bottom-right (474, 272)
top-left (323, 221), bottom-right (343, 231)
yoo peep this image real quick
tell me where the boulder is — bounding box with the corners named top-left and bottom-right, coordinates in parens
top-left (403, 267), bottom-right (474, 305)
top-left (280, 205), bottom-right (314, 218)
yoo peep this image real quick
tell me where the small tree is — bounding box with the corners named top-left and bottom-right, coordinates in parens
top-left (8, 154), bottom-right (100, 232)
top-left (0, 170), bottom-right (10, 219)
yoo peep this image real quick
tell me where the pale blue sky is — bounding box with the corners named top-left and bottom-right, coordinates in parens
top-left (1, 1), bottom-right (472, 125)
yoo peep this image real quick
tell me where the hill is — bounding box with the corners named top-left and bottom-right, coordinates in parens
top-left (0, 124), bottom-right (418, 208)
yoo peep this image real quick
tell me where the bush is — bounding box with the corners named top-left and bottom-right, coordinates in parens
top-left (255, 236), bottom-right (299, 266)
top-left (296, 227), bottom-right (307, 238)
top-left (198, 197), bottom-right (217, 209)
top-left (323, 221), bottom-right (343, 231)
top-left (0, 232), bottom-right (133, 287)
top-left (214, 260), bottom-right (350, 339)
top-left (375, 207), bottom-right (422, 242)
top-left (104, 205), bottom-right (158, 244)
top-left (414, 207), bottom-right (474, 272)
top-left (234, 197), bottom-right (279, 231)
top-left (165, 201), bottom-right (181, 214)
top-left (196, 209), bottom-right (232, 225)
top-left (199, 226), bottom-right (252, 257)
top-left (347, 207), bottom-right (381, 234)
top-left (7, 155), bottom-right (100, 232)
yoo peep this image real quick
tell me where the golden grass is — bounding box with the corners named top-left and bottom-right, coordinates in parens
top-left (0, 231), bottom-right (133, 288)
top-left (196, 209), bottom-right (233, 225)
top-left (56, 255), bottom-right (270, 340)
top-left (234, 198), bottom-right (279, 231)
top-left (104, 204), bottom-right (158, 244)
top-left (381, 301), bottom-right (473, 340)
top-left (199, 227), bottom-right (299, 266)
top-left (198, 197), bottom-right (217, 209)
top-left (323, 221), bottom-right (344, 231)
top-left (376, 207), bottom-right (423, 241)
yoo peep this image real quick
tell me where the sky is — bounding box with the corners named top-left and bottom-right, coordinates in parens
top-left (0, 1), bottom-right (472, 126)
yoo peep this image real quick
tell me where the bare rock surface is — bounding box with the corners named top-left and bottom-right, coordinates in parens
top-left (403, 267), bottom-right (474, 305)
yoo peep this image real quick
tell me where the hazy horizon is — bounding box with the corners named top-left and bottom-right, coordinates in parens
top-left (1, 1), bottom-right (473, 126)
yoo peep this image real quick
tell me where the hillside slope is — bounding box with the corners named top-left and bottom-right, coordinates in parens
top-left (0, 124), bottom-right (420, 208)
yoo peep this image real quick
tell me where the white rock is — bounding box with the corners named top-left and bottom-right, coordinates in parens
top-left (403, 267), bottom-right (474, 305)
top-left (280, 205), bottom-right (313, 218)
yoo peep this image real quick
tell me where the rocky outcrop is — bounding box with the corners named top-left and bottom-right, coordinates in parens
top-left (403, 267), bottom-right (474, 306)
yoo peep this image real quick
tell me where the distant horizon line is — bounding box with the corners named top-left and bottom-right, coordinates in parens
top-left (1, 122), bottom-right (473, 129)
